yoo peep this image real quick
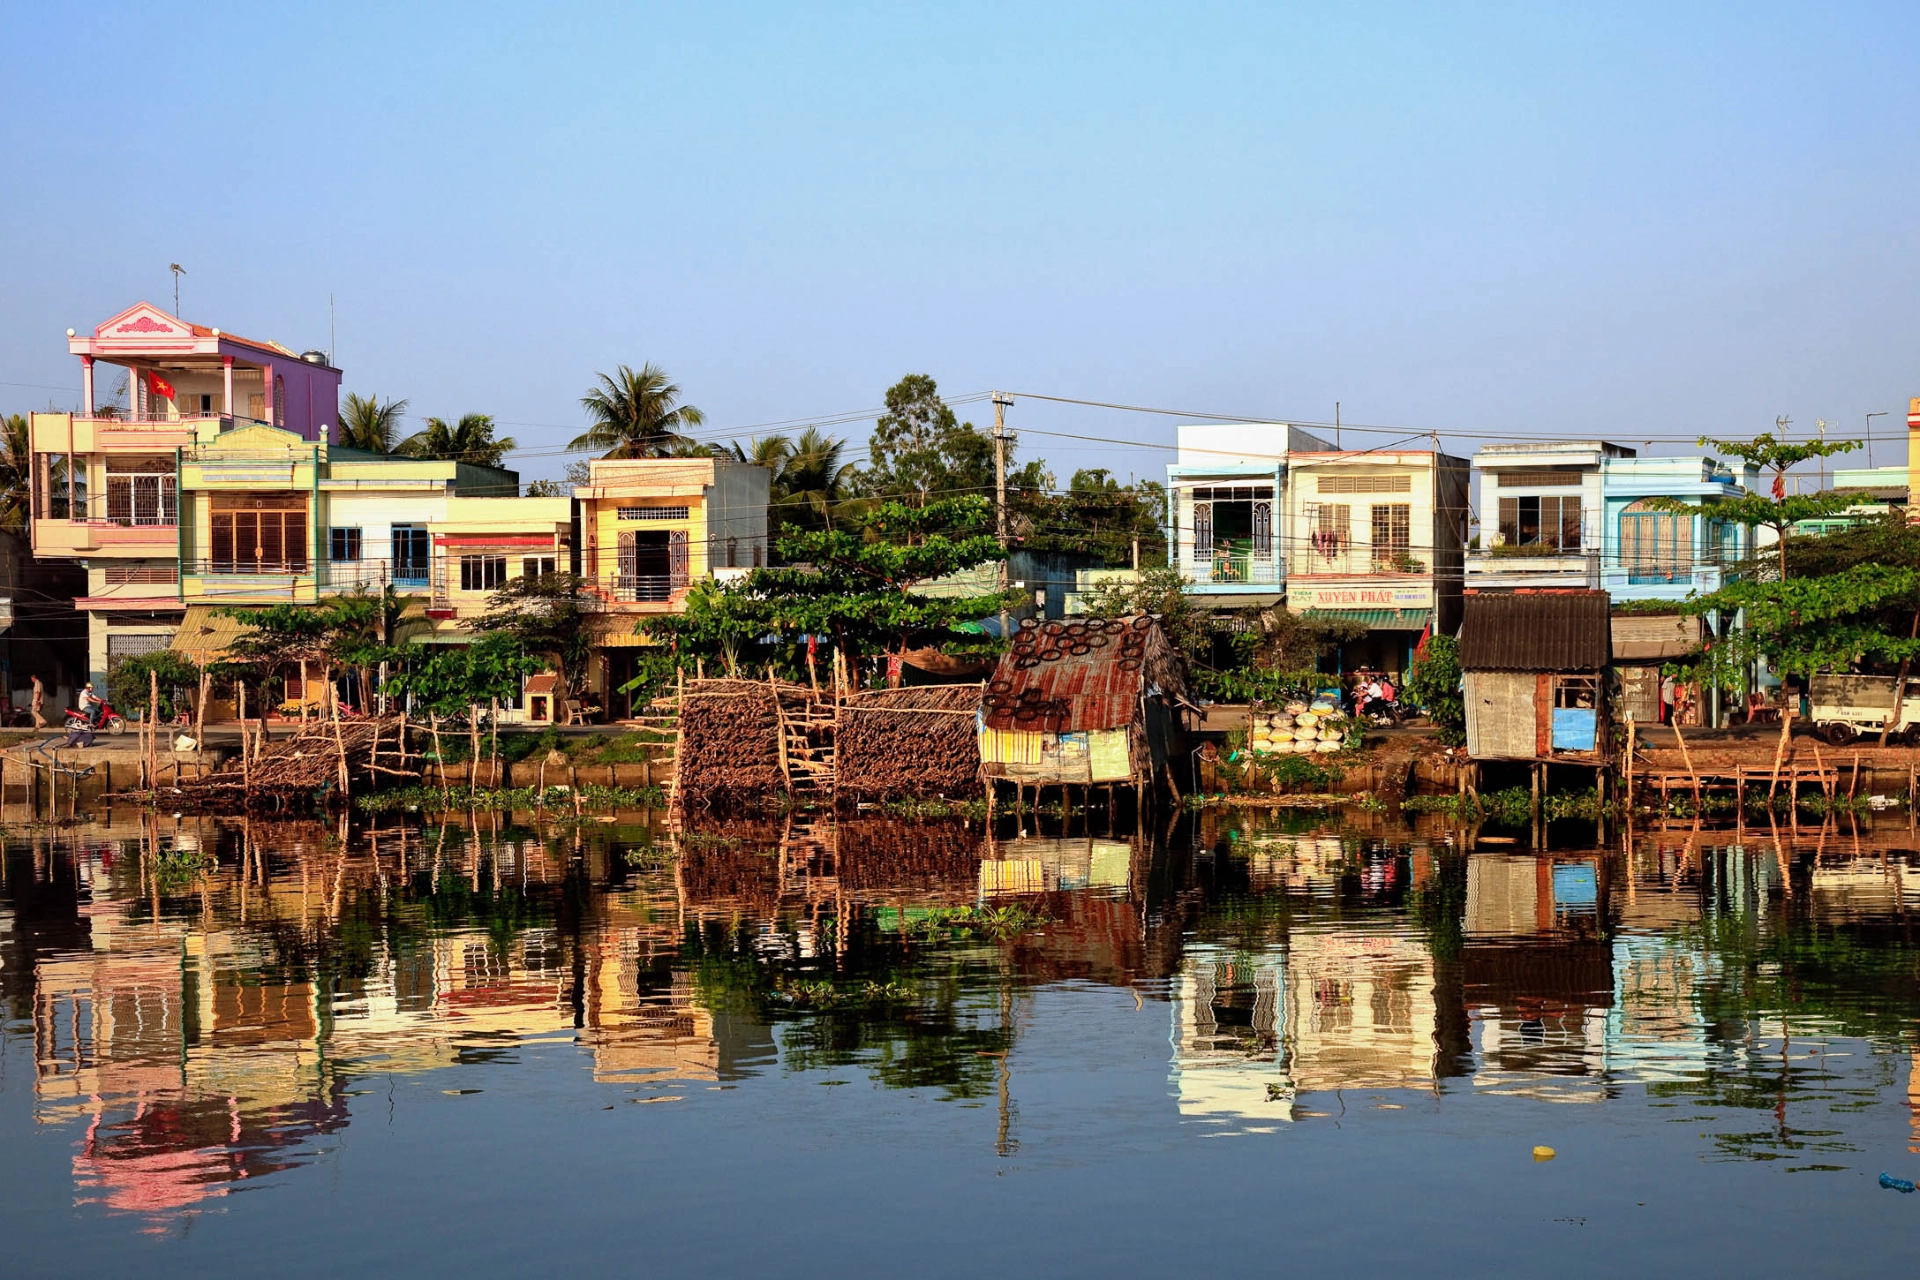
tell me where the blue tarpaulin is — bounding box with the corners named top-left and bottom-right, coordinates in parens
top-left (1551, 707), bottom-right (1597, 751)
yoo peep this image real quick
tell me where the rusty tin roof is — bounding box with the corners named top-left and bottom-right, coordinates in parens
top-left (983, 616), bottom-right (1177, 733)
top-left (1459, 591), bottom-right (1612, 672)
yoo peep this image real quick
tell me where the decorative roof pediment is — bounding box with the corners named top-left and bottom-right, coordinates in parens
top-left (90, 302), bottom-right (198, 353)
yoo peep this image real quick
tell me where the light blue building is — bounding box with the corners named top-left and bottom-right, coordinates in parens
top-left (1598, 455), bottom-right (1753, 604)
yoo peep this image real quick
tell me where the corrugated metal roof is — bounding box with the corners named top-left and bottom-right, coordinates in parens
top-left (1459, 591), bottom-right (1610, 672)
top-left (982, 616), bottom-right (1182, 733)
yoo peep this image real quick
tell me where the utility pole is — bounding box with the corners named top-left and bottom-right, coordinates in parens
top-left (1816, 419), bottom-right (1828, 491)
top-left (993, 392), bottom-right (1014, 641)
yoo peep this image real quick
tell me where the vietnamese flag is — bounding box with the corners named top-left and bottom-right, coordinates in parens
top-left (147, 370), bottom-right (176, 400)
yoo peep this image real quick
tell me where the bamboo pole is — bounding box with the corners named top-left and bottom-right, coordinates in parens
top-left (333, 706), bottom-right (350, 799)
top-left (1767, 703), bottom-right (1792, 807)
top-left (429, 713), bottom-right (449, 802)
top-left (239, 682), bottom-right (251, 800)
top-left (1670, 717), bottom-right (1701, 813)
top-left (194, 670), bottom-right (210, 779)
top-left (469, 706), bottom-right (482, 793)
top-left (490, 697), bottom-right (501, 788)
top-left (1624, 716), bottom-right (1636, 813)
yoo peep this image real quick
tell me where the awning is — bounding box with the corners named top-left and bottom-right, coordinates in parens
top-left (594, 621), bottom-right (660, 648)
top-left (1302, 608), bottom-right (1432, 630)
top-left (171, 606), bottom-right (255, 663)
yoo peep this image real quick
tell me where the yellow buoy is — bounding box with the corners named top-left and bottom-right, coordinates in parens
top-left (1532, 1145), bottom-right (1556, 1161)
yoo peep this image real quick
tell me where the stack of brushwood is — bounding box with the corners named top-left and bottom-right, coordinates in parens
top-left (675, 680), bottom-right (785, 804)
top-left (152, 715), bottom-right (416, 809)
top-left (835, 684), bottom-right (983, 803)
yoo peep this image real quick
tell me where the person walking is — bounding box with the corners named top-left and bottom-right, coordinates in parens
top-left (29, 675), bottom-right (45, 729)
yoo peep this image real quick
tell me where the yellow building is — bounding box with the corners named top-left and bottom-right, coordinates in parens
top-left (573, 456), bottom-right (770, 716)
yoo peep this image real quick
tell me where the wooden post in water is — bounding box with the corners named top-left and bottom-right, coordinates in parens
top-left (468, 706), bottom-right (482, 794)
top-left (429, 712), bottom-right (449, 803)
top-left (239, 682), bottom-right (251, 802)
top-left (194, 670), bottom-right (210, 779)
top-left (1670, 717), bottom-right (1701, 815)
top-left (490, 696), bottom-right (501, 788)
top-left (148, 668), bottom-right (160, 791)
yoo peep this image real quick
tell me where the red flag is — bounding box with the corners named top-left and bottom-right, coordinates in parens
top-left (147, 370), bottom-right (176, 400)
top-left (1414, 618), bottom-right (1433, 661)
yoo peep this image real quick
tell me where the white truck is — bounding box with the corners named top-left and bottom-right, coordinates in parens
top-left (1808, 674), bottom-right (1920, 745)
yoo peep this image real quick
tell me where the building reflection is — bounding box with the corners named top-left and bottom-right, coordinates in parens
top-left (6, 812), bottom-right (1920, 1219)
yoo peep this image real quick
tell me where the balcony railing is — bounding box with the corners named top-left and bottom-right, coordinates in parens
top-left (1288, 546), bottom-right (1431, 576)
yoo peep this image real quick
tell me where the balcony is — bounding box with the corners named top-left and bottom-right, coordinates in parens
top-left (32, 410), bottom-right (263, 455)
top-left (1182, 544), bottom-right (1281, 592)
top-left (1288, 545), bottom-right (1431, 577)
top-left (583, 572), bottom-right (689, 611)
top-left (1465, 547), bottom-right (1600, 590)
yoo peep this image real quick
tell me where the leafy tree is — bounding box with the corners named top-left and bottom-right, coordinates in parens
top-left (477, 571), bottom-right (595, 715)
top-left (641, 496), bottom-right (1009, 674)
top-left (389, 632), bottom-right (541, 721)
top-left (338, 393), bottom-right (408, 453)
top-left (0, 413), bottom-right (31, 533)
top-left (572, 364), bottom-right (706, 458)
top-left (1653, 434), bottom-right (1920, 721)
top-left (1078, 567), bottom-right (1210, 663)
top-left (108, 649), bottom-right (202, 723)
top-left (217, 588), bottom-right (403, 711)
top-left (400, 413), bottom-right (516, 468)
top-left (523, 478), bottom-right (566, 496)
top-left (1021, 469), bottom-right (1167, 566)
top-left (864, 374), bottom-right (998, 506)
top-left (1403, 634), bottom-right (1465, 745)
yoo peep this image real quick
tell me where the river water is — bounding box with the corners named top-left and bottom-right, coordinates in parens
top-left (3, 809), bottom-right (1917, 1274)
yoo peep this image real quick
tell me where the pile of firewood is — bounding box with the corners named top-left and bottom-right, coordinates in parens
top-left (675, 680), bottom-right (785, 803)
top-left (154, 715), bottom-right (417, 807)
top-left (835, 684), bottom-right (983, 802)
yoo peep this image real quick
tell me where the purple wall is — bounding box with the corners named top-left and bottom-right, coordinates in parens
top-left (224, 341), bottom-right (341, 443)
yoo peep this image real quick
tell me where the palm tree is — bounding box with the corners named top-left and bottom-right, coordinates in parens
top-left (729, 434), bottom-right (794, 471)
top-left (0, 414), bottom-right (31, 534)
top-left (572, 364), bottom-right (706, 458)
top-left (778, 426), bottom-right (859, 530)
top-left (338, 393), bottom-right (408, 453)
top-left (399, 413), bottom-right (517, 468)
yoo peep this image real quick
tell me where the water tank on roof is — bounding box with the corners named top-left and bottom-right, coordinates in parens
top-left (300, 349), bottom-right (329, 365)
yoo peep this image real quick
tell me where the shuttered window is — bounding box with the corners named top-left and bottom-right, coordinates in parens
top-left (210, 494), bottom-right (307, 573)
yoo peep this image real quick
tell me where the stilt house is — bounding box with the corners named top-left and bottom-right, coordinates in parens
top-left (977, 614), bottom-right (1189, 798)
top-left (1460, 591), bottom-right (1611, 761)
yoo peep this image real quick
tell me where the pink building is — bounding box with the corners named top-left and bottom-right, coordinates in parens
top-left (66, 301), bottom-right (340, 441)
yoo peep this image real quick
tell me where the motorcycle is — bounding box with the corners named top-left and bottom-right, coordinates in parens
top-left (65, 702), bottom-right (127, 736)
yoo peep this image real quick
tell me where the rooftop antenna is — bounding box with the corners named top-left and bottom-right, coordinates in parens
top-left (1866, 411), bottom-right (1888, 468)
top-left (169, 263), bottom-right (185, 315)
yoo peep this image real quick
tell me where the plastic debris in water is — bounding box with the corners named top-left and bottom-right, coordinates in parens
top-left (1881, 1172), bottom-right (1916, 1193)
top-left (1533, 1146), bottom-right (1556, 1161)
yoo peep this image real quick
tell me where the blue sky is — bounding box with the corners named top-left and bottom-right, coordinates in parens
top-left (4, 2), bottom-right (1918, 488)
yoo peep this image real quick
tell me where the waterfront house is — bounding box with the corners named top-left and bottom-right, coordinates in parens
top-left (31, 302), bottom-right (344, 682)
top-left (978, 614), bottom-right (1189, 804)
top-left (1598, 454), bottom-right (1750, 605)
top-left (1459, 590), bottom-right (1611, 761)
top-left (572, 456), bottom-right (770, 717)
top-left (1466, 441), bottom-right (1636, 592)
top-left (1283, 448), bottom-right (1470, 678)
top-left (1165, 423), bottom-right (1334, 609)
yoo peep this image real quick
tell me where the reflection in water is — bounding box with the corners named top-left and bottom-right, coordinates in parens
top-left (4, 810), bottom-right (1920, 1232)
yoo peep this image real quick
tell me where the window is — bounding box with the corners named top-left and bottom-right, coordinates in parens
top-left (392, 525), bottom-right (429, 582)
top-left (330, 527), bottom-right (363, 561)
top-left (104, 455), bottom-right (175, 527)
top-left (726, 536), bottom-right (738, 568)
top-left (1191, 501), bottom-right (1213, 560)
top-left (1496, 494), bottom-right (1582, 550)
top-left (199, 393), bottom-right (213, 414)
top-left (460, 555), bottom-right (507, 591)
top-left (210, 493), bottom-right (307, 573)
top-left (1619, 500), bottom-right (1691, 583)
top-left (1317, 474), bottom-right (1411, 494)
top-left (521, 555), bottom-right (557, 579)
top-left (1252, 501), bottom-right (1272, 560)
top-left (617, 506), bottom-right (691, 521)
top-left (1189, 485), bottom-right (1273, 502)
top-left (248, 393), bottom-right (265, 422)
top-left (1371, 503), bottom-right (1412, 568)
